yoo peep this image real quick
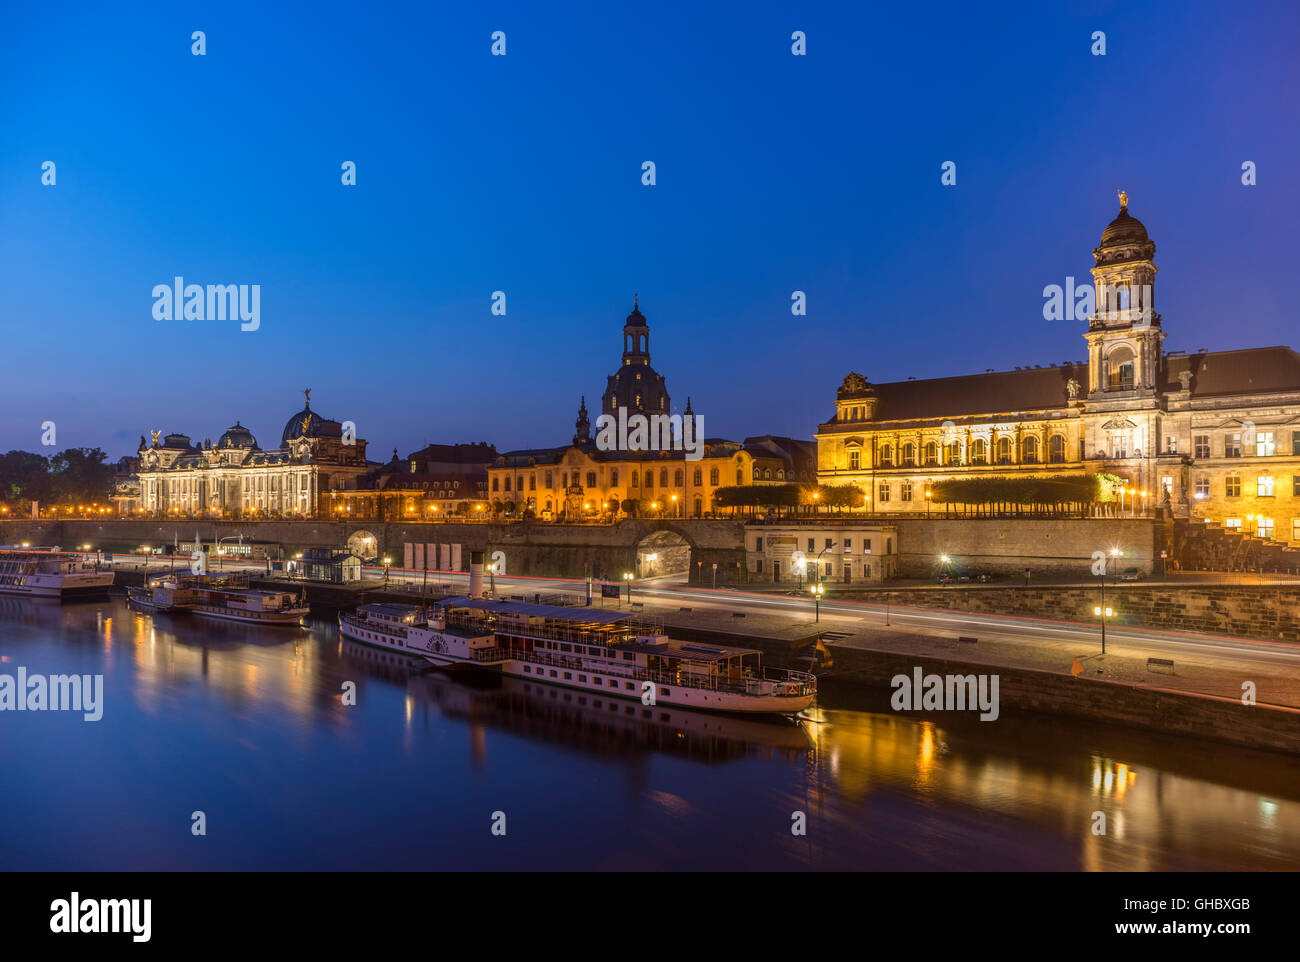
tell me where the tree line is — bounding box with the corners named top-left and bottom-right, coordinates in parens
top-left (0, 449), bottom-right (117, 509)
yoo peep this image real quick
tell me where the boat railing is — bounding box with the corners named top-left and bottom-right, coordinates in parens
top-left (442, 612), bottom-right (635, 649)
top-left (486, 648), bottom-right (817, 696)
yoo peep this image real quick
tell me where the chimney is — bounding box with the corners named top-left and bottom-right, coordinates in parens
top-left (469, 550), bottom-right (485, 598)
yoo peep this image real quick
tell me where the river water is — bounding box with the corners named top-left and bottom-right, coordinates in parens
top-left (2, 596), bottom-right (1297, 871)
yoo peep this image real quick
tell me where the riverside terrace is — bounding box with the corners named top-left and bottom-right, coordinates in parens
top-left (0, 516), bottom-right (1186, 583)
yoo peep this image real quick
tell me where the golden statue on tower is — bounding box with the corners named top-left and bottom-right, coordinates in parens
top-left (1119, 189), bottom-right (1129, 209)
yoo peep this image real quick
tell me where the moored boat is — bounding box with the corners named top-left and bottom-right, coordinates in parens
top-left (0, 547), bottom-right (114, 599)
top-left (127, 573), bottom-right (201, 612)
top-left (339, 597), bottom-right (815, 715)
top-left (187, 572), bottom-right (308, 626)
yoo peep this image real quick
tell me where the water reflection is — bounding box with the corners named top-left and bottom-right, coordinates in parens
top-left (1, 597), bottom-right (1297, 871)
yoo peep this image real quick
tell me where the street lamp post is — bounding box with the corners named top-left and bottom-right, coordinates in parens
top-left (623, 571), bottom-right (634, 605)
top-left (1094, 604), bottom-right (1112, 654)
top-left (810, 582), bottom-right (824, 622)
top-left (383, 556), bottom-right (392, 586)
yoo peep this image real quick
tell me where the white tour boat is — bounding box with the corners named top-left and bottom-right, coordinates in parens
top-left (0, 547), bottom-right (114, 599)
top-left (339, 597), bottom-right (816, 715)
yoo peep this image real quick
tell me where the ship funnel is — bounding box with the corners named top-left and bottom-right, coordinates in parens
top-left (469, 551), bottom-right (485, 598)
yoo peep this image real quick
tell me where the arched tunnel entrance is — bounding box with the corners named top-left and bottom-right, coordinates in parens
top-left (635, 529), bottom-right (692, 582)
top-left (346, 529), bottom-right (379, 562)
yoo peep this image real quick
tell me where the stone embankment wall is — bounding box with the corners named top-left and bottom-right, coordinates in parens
top-left (824, 645), bottom-right (1300, 754)
top-left (838, 583), bottom-right (1300, 642)
top-left (892, 518), bottom-right (1160, 578)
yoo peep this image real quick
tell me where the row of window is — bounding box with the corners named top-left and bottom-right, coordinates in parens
top-left (494, 466), bottom-right (746, 493)
top-left (849, 436), bottom-right (1069, 471)
top-left (1222, 517), bottom-right (1300, 541)
top-left (1190, 431), bottom-right (1300, 460)
top-left (754, 559), bottom-right (875, 579)
top-left (1211, 475), bottom-right (1300, 498)
top-left (754, 536), bottom-right (889, 553)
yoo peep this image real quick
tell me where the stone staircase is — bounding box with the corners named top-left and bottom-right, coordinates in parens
top-left (1174, 517), bottom-right (1300, 573)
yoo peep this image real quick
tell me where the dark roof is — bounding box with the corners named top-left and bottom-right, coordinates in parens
top-left (281, 406), bottom-right (343, 447)
top-left (822, 346), bottom-right (1300, 429)
top-left (217, 422), bottom-right (258, 449)
top-left (439, 597), bottom-right (630, 624)
top-left (825, 364), bottom-right (1086, 426)
top-left (1099, 207), bottom-right (1149, 247)
top-left (1164, 347), bottom-right (1300, 398)
top-left (406, 442), bottom-right (497, 464)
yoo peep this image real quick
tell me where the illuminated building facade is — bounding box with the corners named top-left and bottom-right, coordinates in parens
top-left (816, 198), bottom-right (1300, 543)
top-left (136, 394), bottom-right (369, 517)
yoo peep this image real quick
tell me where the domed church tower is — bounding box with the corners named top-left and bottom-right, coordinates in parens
top-left (1085, 191), bottom-right (1165, 400)
top-left (602, 295), bottom-right (671, 418)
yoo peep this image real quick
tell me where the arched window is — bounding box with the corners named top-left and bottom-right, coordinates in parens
top-left (674, 469), bottom-right (683, 486)
top-left (693, 498), bottom-right (703, 517)
top-left (971, 438), bottom-right (986, 464)
top-left (879, 443), bottom-right (893, 467)
top-left (693, 468), bottom-right (702, 486)
top-left (1107, 347), bottom-right (1136, 390)
top-left (944, 441), bottom-right (961, 466)
top-left (659, 468), bottom-right (668, 487)
top-left (901, 443), bottom-right (916, 467)
top-left (631, 472), bottom-right (639, 488)
top-left (924, 442), bottom-right (938, 466)
top-left (1049, 435), bottom-right (1066, 463)
top-left (776, 469), bottom-right (785, 480)
top-left (644, 470), bottom-right (653, 489)
top-left (996, 437), bottom-right (1013, 464)
top-left (610, 469), bottom-right (618, 486)
top-left (753, 467), bottom-right (761, 480)
top-left (586, 471), bottom-right (596, 488)
top-left (1023, 436), bottom-right (1039, 464)
top-left (736, 468), bottom-right (743, 485)
top-left (763, 468), bottom-right (772, 480)
top-left (709, 468), bottom-right (719, 485)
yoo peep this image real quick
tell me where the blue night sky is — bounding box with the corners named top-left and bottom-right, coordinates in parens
top-left (1, 0), bottom-right (1296, 461)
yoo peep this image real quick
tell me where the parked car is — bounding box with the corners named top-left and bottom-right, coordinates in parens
top-left (937, 573), bottom-right (953, 585)
top-left (1121, 567), bottom-right (1143, 581)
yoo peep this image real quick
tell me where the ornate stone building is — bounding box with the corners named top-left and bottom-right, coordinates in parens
top-left (489, 299), bottom-right (815, 519)
top-left (603, 294), bottom-right (671, 419)
top-left (136, 394), bottom-right (370, 517)
top-left (817, 197), bottom-right (1300, 543)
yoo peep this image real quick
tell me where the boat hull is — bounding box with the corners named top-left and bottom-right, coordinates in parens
top-left (0, 575), bottom-right (114, 599)
top-left (194, 606), bottom-right (306, 626)
top-left (495, 660), bottom-right (814, 714)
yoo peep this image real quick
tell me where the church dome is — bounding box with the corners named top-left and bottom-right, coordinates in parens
top-left (282, 407), bottom-right (324, 446)
top-left (280, 401), bottom-right (343, 447)
top-left (1099, 204), bottom-right (1149, 248)
top-left (217, 422), bottom-right (257, 450)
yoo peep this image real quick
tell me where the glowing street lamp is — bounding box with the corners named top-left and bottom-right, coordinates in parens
top-left (622, 570), bottom-right (634, 604)
top-left (810, 582), bottom-right (825, 622)
top-left (1094, 604), bottom-right (1113, 654)
top-left (382, 555), bottom-right (393, 586)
